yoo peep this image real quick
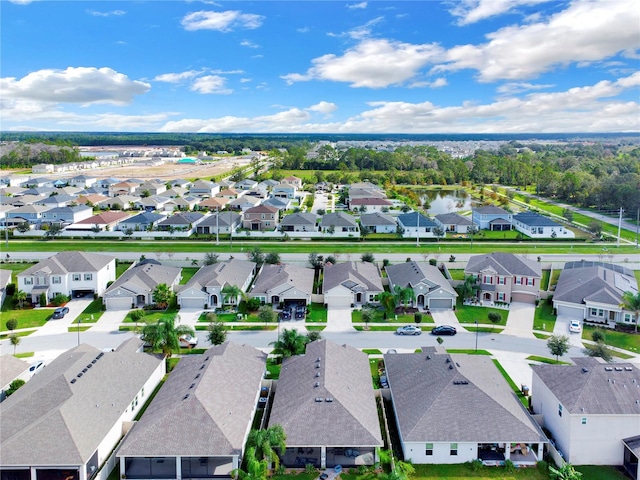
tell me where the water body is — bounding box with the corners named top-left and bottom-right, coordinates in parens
top-left (421, 189), bottom-right (476, 215)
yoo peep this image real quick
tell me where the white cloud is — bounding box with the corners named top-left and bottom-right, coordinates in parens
top-left (496, 82), bottom-right (554, 95)
top-left (240, 40), bottom-right (260, 48)
top-left (154, 70), bottom-right (202, 83)
top-left (0, 67), bottom-right (150, 105)
top-left (190, 75), bottom-right (232, 94)
top-left (328, 16), bottom-right (383, 40)
top-left (297, 26), bottom-right (311, 33)
top-left (450, 0), bottom-right (553, 25)
top-left (240, 78), bottom-right (252, 83)
top-left (409, 77), bottom-right (448, 88)
top-left (87, 9), bottom-right (126, 17)
top-left (438, 0), bottom-right (640, 81)
top-left (347, 2), bottom-right (367, 10)
top-left (181, 10), bottom-right (264, 32)
top-left (307, 101), bottom-right (338, 114)
top-left (282, 38), bottom-right (443, 88)
top-left (8, 0), bottom-right (35, 4)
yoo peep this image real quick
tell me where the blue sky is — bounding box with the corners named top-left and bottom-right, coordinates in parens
top-left (1, 0), bottom-right (639, 133)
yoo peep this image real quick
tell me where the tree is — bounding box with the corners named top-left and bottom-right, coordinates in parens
top-left (378, 291), bottom-right (396, 316)
top-left (459, 275), bottom-right (477, 301)
top-left (433, 226), bottom-right (445, 242)
top-left (5, 378), bottom-right (25, 397)
top-left (307, 331), bottom-right (322, 342)
top-left (562, 208), bottom-right (574, 223)
top-left (130, 309), bottom-right (145, 331)
top-left (152, 283), bottom-right (172, 309)
top-left (14, 290), bottom-right (27, 309)
top-left (264, 252), bottom-right (281, 265)
top-left (6, 318), bottom-right (18, 331)
top-left (247, 246), bottom-right (265, 266)
top-left (361, 252), bottom-right (375, 263)
top-left (620, 291), bottom-right (640, 333)
top-left (361, 308), bottom-right (373, 330)
top-left (269, 328), bottom-right (308, 359)
top-left (547, 334), bottom-right (570, 363)
top-left (588, 220), bottom-right (602, 238)
top-left (16, 222), bottom-right (30, 233)
top-left (232, 447), bottom-right (268, 480)
top-left (549, 463), bottom-right (582, 480)
top-left (141, 316), bottom-right (194, 357)
top-left (123, 227), bottom-right (134, 238)
top-left (204, 252), bottom-right (220, 265)
top-left (44, 223), bottom-right (62, 239)
top-left (308, 252), bottom-right (324, 270)
top-left (258, 305), bottom-right (276, 324)
top-left (9, 333), bottom-right (20, 355)
top-left (222, 284), bottom-right (242, 306)
top-left (394, 285), bottom-right (415, 312)
top-left (359, 225), bottom-right (370, 241)
top-left (246, 425), bottom-right (287, 470)
top-left (207, 320), bottom-right (227, 345)
top-left (584, 341), bottom-right (613, 362)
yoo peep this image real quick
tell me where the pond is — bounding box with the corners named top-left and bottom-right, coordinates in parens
top-left (420, 189), bottom-right (476, 215)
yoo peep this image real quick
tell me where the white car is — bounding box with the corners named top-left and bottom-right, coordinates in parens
top-left (179, 334), bottom-right (198, 348)
top-left (29, 361), bottom-right (45, 377)
top-left (569, 320), bottom-right (582, 334)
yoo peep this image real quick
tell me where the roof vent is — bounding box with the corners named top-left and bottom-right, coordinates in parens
top-left (200, 364), bottom-right (205, 370)
top-left (449, 364), bottom-right (454, 370)
top-left (453, 380), bottom-right (460, 385)
top-left (195, 374), bottom-right (200, 379)
top-left (183, 394), bottom-right (190, 400)
top-left (190, 383), bottom-right (196, 389)
top-left (87, 364), bottom-right (93, 369)
top-left (446, 358), bottom-right (451, 363)
top-left (317, 357), bottom-right (321, 362)
top-left (97, 352), bottom-right (104, 358)
top-left (582, 367), bottom-right (589, 373)
top-left (615, 367), bottom-right (623, 371)
top-left (325, 397), bottom-right (333, 402)
top-left (70, 378), bottom-right (77, 384)
top-left (315, 397), bottom-right (323, 402)
top-left (316, 362), bottom-right (321, 369)
top-left (315, 372), bottom-right (320, 377)
top-left (205, 356), bottom-right (210, 361)
top-left (82, 368), bottom-right (88, 373)
top-left (315, 382), bottom-right (320, 387)
top-left (426, 355), bottom-right (431, 360)
top-left (91, 359), bottom-right (97, 364)
top-left (456, 362), bottom-right (461, 367)
top-left (625, 367), bottom-right (633, 371)
top-left (460, 380), bottom-right (469, 385)
top-left (605, 367), bottom-right (613, 371)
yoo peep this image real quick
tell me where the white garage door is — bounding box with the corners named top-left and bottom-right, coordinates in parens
top-left (429, 298), bottom-right (453, 309)
top-left (326, 295), bottom-right (352, 308)
top-left (105, 297), bottom-right (132, 310)
top-left (557, 304), bottom-right (584, 319)
top-left (511, 292), bottom-right (536, 304)
top-left (180, 297), bottom-right (205, 309)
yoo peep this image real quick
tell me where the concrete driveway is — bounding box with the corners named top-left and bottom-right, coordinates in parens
top-left (554, 315), bottom-right (585, 348)
top-left (177, 309), bottom-right (203, 328)
top-left (325, 306), bottom-right (355, 332)
top-left (503, 303), bottom-right (536, 339)
top-left (431, 309), bottom-right (468, 332)
top-left (89, 308), bottom-right (129, 332)
top-left (490, 349), bottom-right (535, 394)
top-left (30, 297), bottom-right (93, 336)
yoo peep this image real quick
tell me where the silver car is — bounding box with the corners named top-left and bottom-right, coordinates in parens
top-left (396, 325), bottom-right (422, 336)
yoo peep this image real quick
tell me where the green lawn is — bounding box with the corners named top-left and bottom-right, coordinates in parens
top-left (533, 302), bottom-right (556, 332)
top-left (79, 298), bottom-right (105, 323)
top-left (455, 301), bottom-right (508, 326)
top-left (1, 297), bottom-right (54, 329)
top-left (447, 349), bottom-right (492, 355)
top-left (266, 357), bottom-right (281, 379)
top-left (448, 269), bottom-right (466, 281)
top-left (0, 262), bottom-right (36, 275)
top-left (526, 355), bottom-right (570, 365)
top-left (549, 269), bottom-right (561, 289)
top-left (67, 326), bottom-right (93, 333)
top-left (540, 270), bottom-right (550, 291)
top-left (115, 261), bottom-right (133, 278)
top-left (0, 329), bottom-right (36, 339)
top-left (492, 359), bottom-right (529, 407)
top-left (15, 351), bottom-right (34, 358)
top-left (409, 463), bottom-right (551, 479)
top-left (307, 303), bottom-right (328, 322)
top-left (179, 267), bottom-right (199, 285)
top-left (574, 465), bottom-right (630, 480)
top-left (582, 325), bottom-right (640, 354)
top-left (352, 309), bottom-right (426, 324)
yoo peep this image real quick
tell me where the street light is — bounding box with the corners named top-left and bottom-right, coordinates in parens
top-left (77, 317), bottom-right (82, 346)
top-left (474, 318), bottom-right (479, 352)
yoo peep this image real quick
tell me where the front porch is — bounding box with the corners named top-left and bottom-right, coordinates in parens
top-left (478, 443), bottom-right (542, 467)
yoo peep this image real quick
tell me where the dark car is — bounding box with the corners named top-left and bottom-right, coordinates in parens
top-left (431, 325), bottom-right (457, 336)
top-left (52, 307), bottom-right (70, 319)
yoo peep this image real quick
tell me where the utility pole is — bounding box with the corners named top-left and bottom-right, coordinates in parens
top-left (416, 210), bottom-right (420, 247)
top-left (215, 206), bottom-right (219, 245)
top-left (617, 207), bottom-right (623, 248)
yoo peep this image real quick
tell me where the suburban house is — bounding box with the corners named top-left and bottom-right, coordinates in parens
top-left (0, 339), bottom-right (165, 480)
top-left (472, 206), bottom-right (512, 231)
top-left (198, 196), bottom-right (229, 212)
top-left (17, 251), bottom-right (116, 303)
top-left (243, 205), bottom-right (279, 231)
top-left (134, 195), bottom-right (172, 212)
top-left (196, 212), bottom-right (242, 235)
top-left (116, 342), bottom-right (267, 479)
top-left (177, 259), bottom-right (257, 309)
top-left (272, 183), bottom-right (297, 199)
top-left (40, 205), bottom-right (94, 225)
top-left (235, 179), bottom-right (258, 191)
top-left (34, 194), bottom-right (79, 208)
top-left (531, 358), bottom-right (640, 475)
top-left (228, 195), bottom-right (261, 212)
top-left (386, 261), bottom-right (458, 310)
top-left (249, 263), bottom-right (314, 307)
top-left (280, 212), bottom-right (318, 232)
top-left (109, 181), bottom-right (139, 196)
top-left (323, 262), bottom-right (383, 308)
top-left (0, 355), bottom-right (30, 402)
top-left (263, 196), bottom-right (291, 211)
top-left (216, 188), bottom-right (240, 200)
top-left (349, 197), bottom-right (393, 213)
top-left (159, 187), bottom-right (188, 199)
top-left (67, 174), bottom-right (97, 189)
top-left (319, 212), bottom-right (359, 234)
top-left (552, 261), bottom-right (639, 326)
top-left (162, 196), bottom-right (200, 212)
top-left (135, 181), bottom-right (166, 197)
top-left (5, 205), bottom-right (50, 225)
top-left (434, 213), bottom-right (474, 234)
top-left (116, 211), bottom-right (165, 232)
top-left (66, 211), bottom-right (130, 231)
top-left (282, 175), bottom-right (303, 189)
top-left (397, 212), bottom-right (437, 238)
top-left (359, 212), bottom-right (397, 234)
top-left (269, 340), bottom-right (383, 469)
top-left (512, 212), bottom-right (574, 238)
top-left (101, 194), bottom-right (140, 211)
top-left (0, 269), bottom-right (12, 307)
top-left (189, 180), bottom-right (220, 198)
top-left (465, 253), bottom-right (542, 304)
top-left (103, 260), bottom-right (182, 310)
top-left (385, 347), bottom-right (547, 466)
top-left (156, 212), bottom-right (204, 232)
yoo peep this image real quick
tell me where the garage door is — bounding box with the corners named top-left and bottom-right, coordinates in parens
top-left (557, 304), bottom-right (584, 319)
top-left (105, 297), bottom-right (133, 310)
top-left (429, 298), bottom-right (453, 309)
top-left (180, 297), bottom-right (205, 309)
top-left (511, 292), bottom-right (536, 304)
top-left (326, 295), bottom-right (352, 308)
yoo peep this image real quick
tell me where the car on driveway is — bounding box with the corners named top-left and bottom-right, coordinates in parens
top-left (179, 334), bottom-right (198, 348)
top-left (51, 307), bottom-right (70, 319)
top-left (431, 325), bottom-right (457, 336)
top-left (569, 320), bottom-right (582, 333)
top-left (396, 325), bottom-right (422, 336)
top-left (29, 361), bottom-right (45, 376)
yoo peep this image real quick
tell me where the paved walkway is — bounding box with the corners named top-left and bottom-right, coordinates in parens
top-left (431, 309), bottom-right (468, 332)
top-left (503, 303), bottom-right (536, 339)
top-left (30, 298), bottom-right (93, 337)
top-left (324, 306), bottom-right (355, 332)
top-left (490, 349), bottom-right (535, 394)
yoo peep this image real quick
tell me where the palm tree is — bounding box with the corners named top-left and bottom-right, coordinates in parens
top-left (221, 284), bottom-right (242, 306)
top-left (9, 334), bottom-right (20, 355)
top-left (361, 308), bottom-right (374, 330)
top-left (378, 291), bottom-right (396, 316)
top-left (141, 316), bottom-right (194, 357)
top-left (232, 447), bottom-right (268, 480)
top-left (152, 283), bottom-right (172, 309)
top-left (460, 275), bottom-right (477, 302)
top-left (621, 291), bottom-right (640, 333)
top-left (14, 290), bottom-right (27, 309)
top-left (394, 285), bottom-right (415, 312)
top-left (269, 328), bottom-right (308, 359)
top-left (246, 425), bottom-right (287, 470)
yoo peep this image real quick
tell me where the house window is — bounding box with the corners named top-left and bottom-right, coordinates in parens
top-left (581, 417), bottom-right (587, 425)
top-left (527, 277), bottom-right (534, 286)
top-left (450, 443), bottom-right (458, 456)
top-left (52, 276), bottom-right (61, 284)
top-left (261, 214), bottom-right (265, 219)
top-left (73, 274), bottom-right (81, 281)
top-left (84, 273), bottom-right (93, 281)
top-left (24, 277), bottom-right (33, 285)
top-left (425, 443), bottom-right (433, 456)
top-left (498, 277), bottom-right (505, 285)
top-left (141, 387), bottom-right (145, 398)
top-left (497, 292), bottom-right (505, 301)
top-left (624, 313), bottom-right (635, 323)
top-left (515, 277), bottom-right (522, 285)
top-left (558, 404), bottom-right (563, 417)
top-left (483, 275), bottom-right (493, 285)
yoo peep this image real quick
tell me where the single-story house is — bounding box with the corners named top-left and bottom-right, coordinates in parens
top-left (434, 213), bottom-right (473, 234)
top-left (134, 195), bottom-right (172, 212)
top-left (249, 263), bottom-right (314, 307)
top-left (319, 212), bottom-right (359, 234)
top-left (116, 342), bottom-right (267, 478)
top-left (513, 211), bottom-right (574, 238)
top-left (386, 261), bottom-right (458, 310)
top-left (198, 196), bottom-right (229, 211)
top-left (323, 261), bottom-right (383, 308)
top-left (272, 183), bottom-right (297, 199)
top-left (66, 211), bottom-right (130, 231)
top-left (177, 259), bottom-right (257, 309)
top-left (359, 212), bottom-right (397, 234)
top-left (269, 340), bottom-right (383, 469)
top-left (472, 206), bottom-right (512, 231)
top-left (101, 194), bottom-right (140, 211)
top-left (0, 339), bottom-right (165, 480)
top-left (280, 212), bottom-right (318, 232)
top-left (552, 261), bottom-right (639, 326)
top-left (349, 197), bottom-right (393, 213)
top-left (397, 212), bottom-right (437, 238)
top-left (196, 212), bottom-right (242, 235)
top-left (385, 347), bottom-right (547, 466)
top-left (116, 211), bottom-right (165, 232)
top-left (156, 212), bottom-right (204, 232)
top-left (228, 195), bottom-right (261, 212)
top-left (103, 260), bottom-right (182, 310)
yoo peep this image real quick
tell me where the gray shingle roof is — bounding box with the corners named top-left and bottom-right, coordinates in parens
top-left (198, 212), bottom-right (241, 227)
top-left (250, 264), bottom-right (314, 297)
top-left (474, 205), bottom-right (510, 215)
top-left (104, 262), bottom-right (181, 297)
top-left (180, 259), bottom-right (256, 291)
top-left (119, 211), bottom-right (165, 225)
top-left (385, 261), bottom-right (457, 297)
top-left (117, 342), bottom-right (266, 457)
top-left (435, 213), bottom-right (473, 226)
top-left (384, 348), bottom-right (546, 443)
top-left (360, 212), bottom-right (397, 227)
top-left (281, 212), bottom-right (317, 227)
top-left (323, 262), bottom-right (383, 293)
top-left (397, 212), bottom-right (436, 228)
top-left (158, 212), bottom-right (204, 226)
top-left (0, 339), bottom-right (163, 466)
top-left (0, 269), bottom-right (12, 288)
top-left (532, 358), bottom-right (640, 415)
top-left (269, 340), bottom-right (383, 447)
top-left (320, 212), bottom-right (358, 228)
top-left (514, 211), bottom-right (560, 227)
top-left (20, 251), bottom-right (115, 276)
top-left (0, 355), bottom-right (29, 389)
top-left (465, 253), bottom-right (541, 278)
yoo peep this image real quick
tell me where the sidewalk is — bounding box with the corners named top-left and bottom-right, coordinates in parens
top-left (431, 309), bottom-right (468, 332)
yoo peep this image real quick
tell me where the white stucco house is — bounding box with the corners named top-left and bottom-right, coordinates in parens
top-left (512, 212), bottom-right (574, 238)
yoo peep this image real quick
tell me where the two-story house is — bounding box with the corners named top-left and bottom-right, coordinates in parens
top-left (40, 205), bottom-right (94, 225)
top-left (243, 205), bottom-right (279, 231)
top-left (465, 253), bottom-right (541, 304)
top-left (472, 206), bottom-right (512, 231)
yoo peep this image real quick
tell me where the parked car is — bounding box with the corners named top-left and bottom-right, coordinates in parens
top-left (29, 361), bottom-right (45, 376)
top-left (396, 325), bottom-right (422, 336)
top-left (51, 307), bottom-right (70, 319)
top-left (179, 334), bottom-right (198, 348)
top-left (431, 325), bottom-right (457, 336)
top-left (569, 320), bottom-right (582, 333)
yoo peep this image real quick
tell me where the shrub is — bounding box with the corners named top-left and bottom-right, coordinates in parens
top-left (467, 459), bottom-right (483, 472)
top-left (449, 255), bottom-right (456, 262)
top-left (488, 312), bottom-right (502, 323)
top-left (5, 318), bottom-right (18, 331)
top-left (304, 464), bottom-right (317, 474)
top-left (39, 292), bottom-right (47, 307)
top-left (5, 379), bottom-right (25, 397)
top-left (6, 283), bottom-right (16, 296)
top-left (429, 258), bottom-right (437, 266)
top-left (503, 459), bottom-right (516, 473)
top-left (592, 330), bottom-right (605, 343)
top-left (246, 298), bottom-right (262, 311)
top-left (414, 313), bottom-right (423, 324)
top-left (51, 294), bottom-right (70, 307)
